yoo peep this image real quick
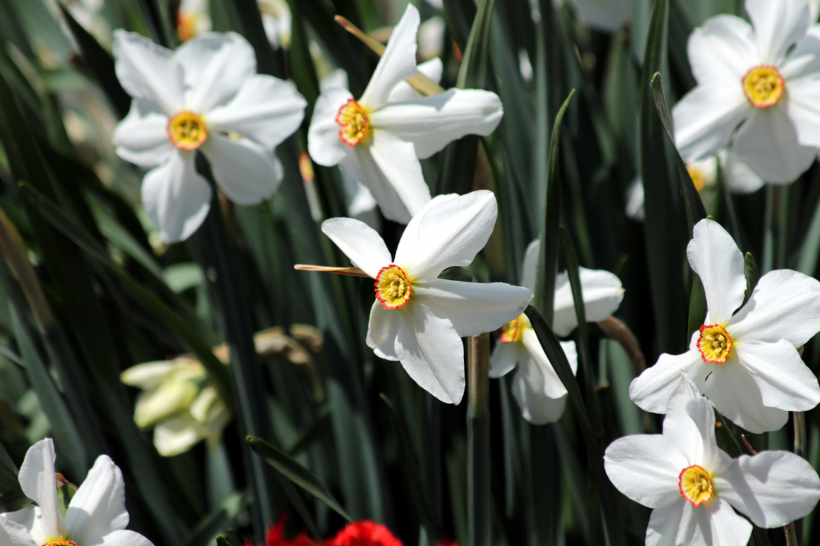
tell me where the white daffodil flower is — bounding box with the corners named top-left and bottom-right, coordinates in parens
top-left (606, 379), bottom-right (820, 546)
top-left (625, 150), bottom-right (764, 221)
top-left (121, 356), bottom-right (230, 457)
top-left (112, 30), bottom-right (306, 243)
top-left (308, 4), bottom-right (504, 224)
top-left (554, 0), bottom-right (632, 32)
top-left (489, 239), bottom-right (624, 424)
top-left (0, 439), bottom-right (153, 546)
top-left (672, 0), bottom-right (820, 183)
top-left (321, 191), bottom-right (531, 404)
top-left (630, 218), bottom-right (820, 433)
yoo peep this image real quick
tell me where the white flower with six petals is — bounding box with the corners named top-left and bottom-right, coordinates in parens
top-left (112, 30), bottom-right (306, 243)
top-left (321, 191), bottom-right (531, 404)
top-left (630, 218), bottom-right (820, 433)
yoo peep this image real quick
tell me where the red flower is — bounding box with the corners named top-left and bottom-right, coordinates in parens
top-left (259, 515), bottom-right (318, 546)
top-left (324, 521), bottom-right (403, 546)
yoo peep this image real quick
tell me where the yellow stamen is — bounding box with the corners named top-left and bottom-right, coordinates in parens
top-left (697, 324), bottom-right (733, 364)
top-left (336, 99), bottom-right (370, 146)
top-left (375, 265), bottom-right (412, 309)
top-left (679, 465), bottom-right (713, 507)
top-left (742, 65), bottom-right (785, 108)
top-left (500, 316), bottom-right (524, 344)
top-left (167, 111), bottom-right (208, 150)
top-left (687, 166), bottom-right (706, 193)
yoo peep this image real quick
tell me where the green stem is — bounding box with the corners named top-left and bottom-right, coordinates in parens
top-left (468, 333), bottom-right (491, 546)
top-left (795, 411), bottom-right (807, 459)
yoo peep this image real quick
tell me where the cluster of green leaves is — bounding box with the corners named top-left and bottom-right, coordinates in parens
top-left (1, 0), bottom-right (820, 546)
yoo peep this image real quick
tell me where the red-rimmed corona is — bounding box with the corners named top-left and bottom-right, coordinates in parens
top-left (697, 324), bottom-right (733, 363)
top-left (336, 99), bottom-right (370, 146)
top-left (679, 465), bottom-right (713, 507)
top-left (166, 110), bottom-right (209, 150)
top-left (499, 316), bottom-right (524, 344)
top-left (742, 65), bottom-right (784, 109)
top-left (43, 541), bottom-right (80, 546)
top-left (375, 265), bottom-right (412, 310)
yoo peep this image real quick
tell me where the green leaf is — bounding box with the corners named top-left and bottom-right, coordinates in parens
top-left (523, 305), bottom-right (627, 546)
top-left (744, 252), bottom-right (760, 305)
top-left (535, 90), bottom-right (575, 321)
top-left (246, 435), bottom-right (353, 523)
top-left (0, 490), bottom-right (31, 513)
top-left (688, 274), bottom-right (706, 340)
top-left (558, 226), bottom-right (602, 436)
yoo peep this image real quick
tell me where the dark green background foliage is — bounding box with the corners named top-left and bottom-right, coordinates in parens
top-left (0, 0), bottom-right (816, 545)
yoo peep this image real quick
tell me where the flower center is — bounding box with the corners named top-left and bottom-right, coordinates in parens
top-left (43, 541), bottom-right (80, 546)
top-left (679, 465), bottom-right (713, 507)
top-left (742, 65), bottom-right (785, 108)
top-left (687, 165), bottom-right (706, 192)
top-left (336, 99), bottom-right (370, 146)
top-left (500, 315), bottom-right (524, 343)
top-left (375, 265), bottom-right (412, 309)
top-left (697, 324), bottom-right (733, 363)
top-left (167, 111), bottom-right (208, 150)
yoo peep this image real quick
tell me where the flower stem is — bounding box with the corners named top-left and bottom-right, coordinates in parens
top-left (468, 332), bottom-right (491, 546)
top-left (795, 411), bottom-right (807, 459)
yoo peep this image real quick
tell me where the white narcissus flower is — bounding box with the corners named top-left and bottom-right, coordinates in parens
top-left (672, 0), bottom-right (820, 183)
top-left (554, 0), bottom-right (632, 32)
top-left (489, 239), bottom-right (624, 424)
top-left (606, 378), bottom-right (820, 546)
top-left (121, 356), bottom-right (230, 457)
top-left (630, 218), bottom-right (820, 433)
top-left (112, 31), bottom-right (306, 243)
top-left (308, 4), bottom-right (504, 224)
top-left (0, 439), bottom-right (153, 546)
top-left (321, 191), bottom-right (531, 404)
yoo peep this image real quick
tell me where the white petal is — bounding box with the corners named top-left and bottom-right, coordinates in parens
top-left (395, 190), bottom-right (496, 282)
top-left (112, 101), bottom-right (173, 169)
top-left (645, 501), bottom-right (686, 546)
top-left (112, 30), bottom-right (183, 115)
top-left (385, 58), bottom-right (444, 103)
top-left (784, 77), bottom-right (820, 149)
top-left (686, 497), bottom-right (752, 546)
top-left (733, 107), bottom-right (818, 183)
top-left (141, 152), bottom-right (212, 243)
top-left (359, 5), bottom-right (420, 110)
top-left (87, 529), bottom-right (155, 546)
top-left (488, 341), bottom-right (520, 378)
top-left (746, 0), bottom-right (810, 65)
top-left (603, 435), bottom-right (686, 509)
top-left (629, 350), bottom-right (705, 414)
top-left (307, 86), bottom-right (354, 167)
top-left (520, 239), bottom-right (540, 292)
top-left (153, 415), bottom-right (205, 457)
top-left (714, 451), bottom-right (820, 527)
top-left (119, 362), bottom-right (176, 390)
top-left (728, 269), bottom-right (820, 347)
top-left (320, 69), bottom-right (349, 93)
top-left (394, 303), bottom-right (465, 404)
top-left (672, 85), bottom-right (749, 163)
top-left (520, 330), bottom-right (577, 398)
top-left (338, 149), bottom-right (411, 223)
top-left (392, 193), bottom-right (459, 252)
top-left (366, 301), bottom-right (402, 360)
top-left (568, 0), bottom-right (631, 31)
top-left (779, 31), bottom-right (820, 80)
top-left (625, 177), bottom-right (645, 221)
top-left (718, 148), bottom-right (765, 194)
top-left (413, 279), bottom-right (531, 338)
top-left (367, 130), bottom-right (432, 219)
top-left (686, 15), bottom-right (757, 85)
top-left (0, 516), bottom-right (38, 546)
top-left (552, 267), bottom-right (624, 337)
top-left (369, 89), bottom-right (503, 159)
top-left (18, 439), bottom-right (64, 541)
top-left (174, 32), bottom-right (256, 112)
top-left (703, 360), bottom-right (788, 433)
top-left (686, 219), bottom-right (746, 325)
top-left (205, 75), bottom-right (306, 149)
top-left (65, 456), bottom-right (128, 544)
top-left (321, 217), bottom-right (391, 278)
top-left (510, 361), bottom-right (569, 424)
top-left (201, 134), bottom-right (281, 205)
top-left (733, 339), bottom-right (820, 411)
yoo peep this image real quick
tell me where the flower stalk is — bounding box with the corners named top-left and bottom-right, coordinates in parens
top-left (468, 332), bottom-right (491, 546)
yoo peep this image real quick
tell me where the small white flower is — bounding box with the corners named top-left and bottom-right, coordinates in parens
top-left (630, 218), bottom-right (820, 433)
top-left (321, 191), bottom-right (531, 404)
top-left (0, 439), bottom-right (153, 546)
top-left (308, 4), bottom-right (504, 224)
top-left (672, 0), bottom-right (820, 183)
top-left (489, 239), bottom-right (624, 424)
top-left (112, 31), bottom-right (307, 243)
top-left (554, 0), bottom-right (632, 32)
top-left (625, 150), bottom-right (764, 221)
top-left (606, 379), bottom-right (820, 546)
